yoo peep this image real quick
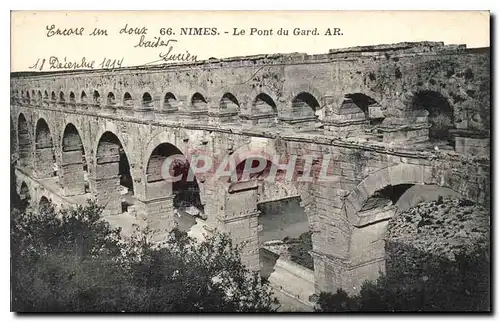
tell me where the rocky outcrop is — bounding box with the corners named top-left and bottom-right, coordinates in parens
top-left (386, 197), bottom-right (490, 261)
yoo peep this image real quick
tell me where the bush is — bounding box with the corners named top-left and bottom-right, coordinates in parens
top-left (287, 231), bottom-right (314, 270)
top-left (315, 240), bottom-right (490, 312)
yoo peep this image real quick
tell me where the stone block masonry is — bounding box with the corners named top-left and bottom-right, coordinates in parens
top-left (11, 41), bottom-right (490, 297)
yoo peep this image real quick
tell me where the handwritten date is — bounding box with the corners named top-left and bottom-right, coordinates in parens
top-left (29, 56), bottom-right (124, 71)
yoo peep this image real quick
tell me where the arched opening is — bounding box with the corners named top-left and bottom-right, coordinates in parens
top-left (19, 182), bottom-right (31, 210)
top-left (61, 124), bottom-right (88, 195)
top-left (231, 157), bottom-right (311, 283)
top-left (95, 131), bottom-right (134, 214)
top-left (93, 90), bottom-right (101, 106)
top-left (123, 92), bottom-right (133, 108)
top-left (81, 91), bottom-right (88, 105)
top-left (250, 93), bottom-right (278, 127)
top-left (220, 93), bottom-right (239, 111)
top-left (351, 182), bottom-right (487, 307)
top-left (39, 196), bottom-right (50, 211)
top-left (146, 142), bottom-right (203, 232)
top-left (50, 91), bottom-right (56, 105)
top-left (411, 91), bottom-right (454, 142)
top-left (107, 92), bottom-right (116, 106)
top-left (59, 92), bottom-right (65, 106)
top-left (252, 93), bottom-right (277, 115)
top-left (25, 91), bottom-right (31, 104)
top-left (69, 92), bottom-right (76, 105)
top-left (191, 92), bottom-right (207, 110)
top-left (43, 90), bottom-right (49, 106)
top-left (350, 182), bottom-right (465, 286)
top-left (142, 93), bottom-right (153, 109)
top-left (163, 92), bottom-right (177, 110)
top-left (34, 118), bottom-right (56, 178)
top-left (344, 93), bottom-right (383, 123)
top-left (37, 90), bottom-right (42, 104)
top-left (291, 92), bottom-right (320, 118)
top-left (17, 114), bottom-right (32, 168)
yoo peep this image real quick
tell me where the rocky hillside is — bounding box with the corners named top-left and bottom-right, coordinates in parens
top-left (386, 197), bottom-right (490, 261)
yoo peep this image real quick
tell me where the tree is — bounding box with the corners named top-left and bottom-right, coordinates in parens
top-left (11, 199), bottom-right (278, 312)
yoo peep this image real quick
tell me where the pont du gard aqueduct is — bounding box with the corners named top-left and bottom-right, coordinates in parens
top-left (10, 41), bottom-right (490, 307)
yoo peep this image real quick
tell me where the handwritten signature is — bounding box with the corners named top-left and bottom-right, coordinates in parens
top-left (134, 36), bottom-right (198, 65)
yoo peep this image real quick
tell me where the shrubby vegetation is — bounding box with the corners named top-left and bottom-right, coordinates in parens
top-left (315, 197), bottom-right (491, 312)
top-left (286, 231), bottom-right (314, 270)
top-left (11, 187), bottom-right (277, 312)
top-left (316, 240), bottom-right (490, 312)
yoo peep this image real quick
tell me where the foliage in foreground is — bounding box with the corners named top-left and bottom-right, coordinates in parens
top-left (11, 201), bottom-right (277, 312)
top-left (315, 238), bottom-right (490, 312)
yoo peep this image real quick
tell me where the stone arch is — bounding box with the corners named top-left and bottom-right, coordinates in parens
top-left (410, 90), bottom-right (454, 142)
top-left (142, 92), bottom-right (153, 109)
top-left (19, 181), bottom-right (31, 207)
top-left (162, 92), bottom-right (178, 111)
top-left (144, 130), bottom-right (187, 158)
top-left (93, 90), bottom-right (101, 106)
top-left (60, 123), bottom-right (88, 196)
top-left (229, 139), bottom-right (301, 201)
top-left (50, 91), bottom-right (57, 105)
top-left (291, 92), bottom-right (321, 118)
top-left (95, 130), bottom-right (135, 214)
top-left (80, 91), bottom-right (88, 105)
top-left (37, 90), bottom-right (42, 105)
top-left (34, 118), bottom-right (56, 178)
top-left (93, 122), bottom-right (135, 173)
top-left (145, 142), bottom-right (204, 213)
top-left (219, 93), bottom-right (240, 112)
top-left (252, 92), bottom-right (277, 115)
top-left (25, 91), bottom-right (31, 104)
top-left (43, 90), bottom-right (49, 106)
top-left (123, 92), bottom-right (133, 108)
top-left (69, 91), bottom-right (76, 105)
top-left (39, 195), bottom-right (50, 210)
top-left (230, 139), bottom-right (279, 168)
top-left (344, 163), bottom-right (466, 227)
top-left (191, 92), bottom-right (208, 110)
top-left (343, 93), bottom-right (383, 120)
top-left (107, 92), bottom-right (116, 107)
top-left (230, 141), bottom-right (312, 277)
top-left (344, 163), bottom-right (476, 293)
top-left (59, 91), bottom-right (65, 106)
top-left (17, 113), bottom-right (32, 168)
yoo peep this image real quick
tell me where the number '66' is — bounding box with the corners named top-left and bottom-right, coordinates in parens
top-left (160, 28), bottom-right (173, 36)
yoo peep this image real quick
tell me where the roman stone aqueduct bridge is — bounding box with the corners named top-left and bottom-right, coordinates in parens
top-left (11, 42), bottom-right (490, 295)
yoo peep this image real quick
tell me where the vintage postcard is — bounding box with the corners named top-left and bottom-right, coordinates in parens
top-left (10, 11), bottom-right (491, 313)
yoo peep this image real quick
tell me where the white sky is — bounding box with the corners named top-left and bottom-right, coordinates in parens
top-left (10, 11), bottom-right (490, 72)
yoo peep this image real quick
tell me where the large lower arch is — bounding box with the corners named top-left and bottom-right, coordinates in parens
top-left (39, 195), bottom-right (51, 211)
top-left (340, 163), bottom-right (472, 294)
top-left (344, 163), bottom-right (470, 227)
top-left (17, 113), bottom-right (32, 168)
top-left (228, 148), bottom-right (312, 289)
top-left (60, 123), bottom-right (88, 196)
top-left (19, 181), bottom-right (31, 210)
top-left (94, 131), bottom-right (134, 215)
top-left (34, 118), bottom-right (56, 178)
